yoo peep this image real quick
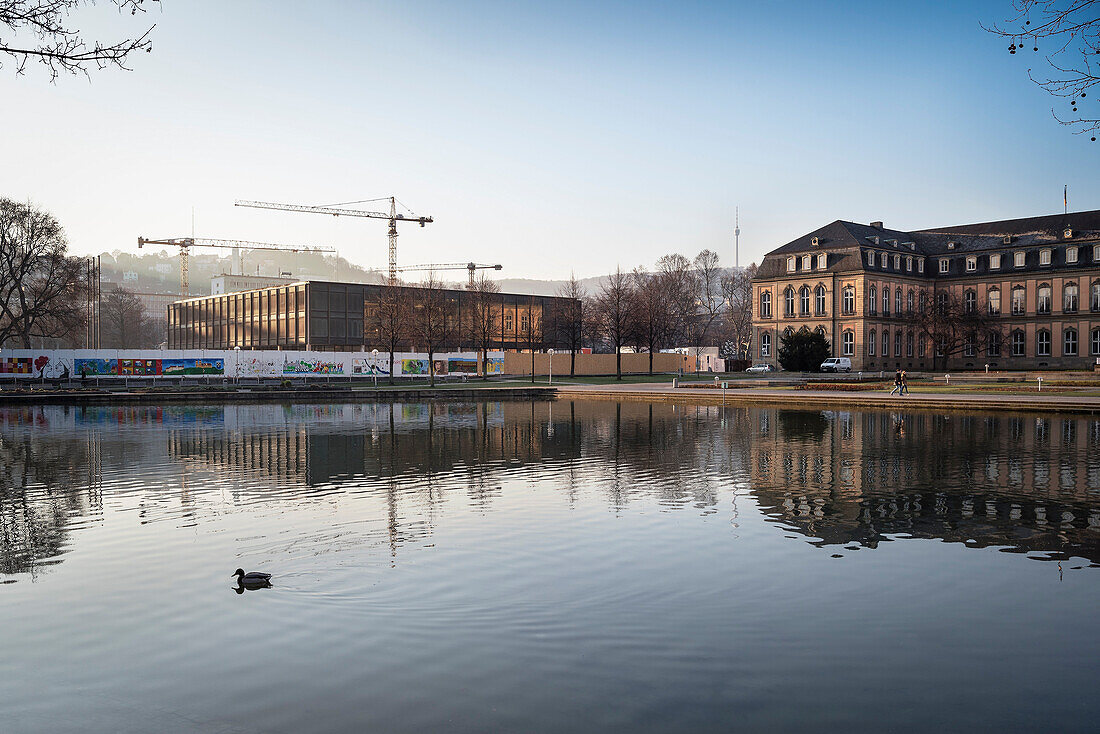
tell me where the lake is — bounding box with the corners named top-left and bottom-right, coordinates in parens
top-left (1, 400), bottom-right (1098, 733)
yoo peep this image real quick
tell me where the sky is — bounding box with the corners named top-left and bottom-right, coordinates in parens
top-left (2, 0), bottom-right (1098, 281)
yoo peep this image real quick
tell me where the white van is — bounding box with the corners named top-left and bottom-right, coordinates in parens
top-left (820, 357), bottom-right (852, 373)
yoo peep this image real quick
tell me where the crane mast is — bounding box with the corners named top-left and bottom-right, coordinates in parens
top-left (235, 197), bottom-right (433, 285)
top-left (138, 236), bottom-right (336, 297)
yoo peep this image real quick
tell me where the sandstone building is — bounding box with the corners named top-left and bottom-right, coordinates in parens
top-left (751, 209), bottom-right (1100, 370)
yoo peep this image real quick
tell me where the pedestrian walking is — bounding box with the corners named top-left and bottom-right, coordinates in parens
top-left (900, 370), bottom-right (909, 395)
top-left (889, 369), bottom-right (902, 395)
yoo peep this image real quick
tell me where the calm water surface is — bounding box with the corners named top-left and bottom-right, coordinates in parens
top-left (1, 400), bottom-right (1099, 733)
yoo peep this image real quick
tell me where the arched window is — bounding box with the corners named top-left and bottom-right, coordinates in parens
top-left (918, 335), bottom-right (926, 357)
top-left (868, 329), bottom-right (876, 356)
top-left (906, 331), bottom-right (914, 357)
top-left (1012, 286), bottom-right (1026, 315)
top-left (868, 285), bottom-right (877, 315)
top-left (799, 286), bottom-right (811, 315)
top-left (815, 285), bottom-right (827, 315)
top-left (882, 329), bottom-right (890, 357)
top-left (988, 288), bottom-right (1001, 315)
top-left (815, 326), bottom-right (827, 338)
top-left (842, 331), bottom-right (854, 356)
top-left (783, 326), bottom-right (794, 339)
top-left (760, 290), bottom-right (772, 318)
top-left (1038, 284), bottom-right (1052, 314)
top-left (1064, 283), bottom-right (1079, 313)
top-left (964, 334), bottom-right (975, 357)
top-left (1092, 281), bottom-right (1100, 312)
top-left (760, 332), bottom-right (771, 357)
top-left (895, 288), bottom-right (903, 315)
top-left (842, 287), bottom-right (855, 314)
top-left (964, 290), bottom-right (976, 313)
top-left (784, 287), bottom-right (795, 316)
top-left (1037, 329), bottom-right (1052, 357)
top-left (1092, 328), bottom-right (1100, 356)
top-left (895, 330), bottom-right (902, 357)
top-left (882, 287), bottom-right (891, 316)
top-left (1011, 330), bottom-right (1026, 357)
top-left (906, 289), bottom-right (914, 314)
top-left (987, 331), bottom-right (1002, 356)
top-left (1064, 328), bottom-right (1078, 356)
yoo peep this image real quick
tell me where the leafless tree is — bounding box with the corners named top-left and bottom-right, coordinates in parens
top-left (552, 272), bottom-right (587, 377)
top-left (914, 290), bottom-right (1004, 371)
top-left (721, 263), bottom-right (757, 360)
top-left (372, 282), bottom-right (410, 385)
top-left (0, 198), bottom-right (88, 348)
top-left (986, 1), bottom-right (1100, 137)
top-left (465, 274), bottom-right (501, 380)
top-left (1, 1), bottom-right (157, 81)
top-left (408, 273), bottom-right (457, 387)
top-left (631, 268), bottom-right (677, 374)
top-left (519, 298), bottom-right (544, 383)
top-left (683, 249), bottom-right (724, 362)
top-left (100, 286), bottom-right (157, 347)
top-left (655, 253), bottom-right (696, 344)
top-left (593, 266), bottom-right (636, 380)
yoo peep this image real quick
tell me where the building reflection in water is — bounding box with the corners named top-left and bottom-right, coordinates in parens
top-left (1, 401), bottom-right (1099, 578)
top-left (750, 409), bottom-right (1100, 562)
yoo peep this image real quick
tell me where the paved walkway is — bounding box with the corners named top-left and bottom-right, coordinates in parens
top-left (552, 383), bottom-right (1100, 414)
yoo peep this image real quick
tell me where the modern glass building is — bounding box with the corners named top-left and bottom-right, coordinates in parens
top-left (166, 280), bottom-right (573, 351)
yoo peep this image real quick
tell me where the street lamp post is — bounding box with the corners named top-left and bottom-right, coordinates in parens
top-left (547, 348), bottom-right (555, 385)
top-left (371, 349), bottom-right (379, 389)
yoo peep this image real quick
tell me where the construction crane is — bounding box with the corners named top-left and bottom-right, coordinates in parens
top-left (137, 236), bottom-right (336, 297)
top-left (234, 197), bottom-right (433, 285)
top-left (395, 262), bottom-right (503, 288)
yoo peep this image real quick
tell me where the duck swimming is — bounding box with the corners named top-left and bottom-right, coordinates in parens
top-left (232, 568), bottom-right (272, 588)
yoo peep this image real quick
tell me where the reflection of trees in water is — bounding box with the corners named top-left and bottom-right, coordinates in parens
top-left (0, 407), bottom-right (100, 577)
top-left (751, 409), bottom-right (1100, 562)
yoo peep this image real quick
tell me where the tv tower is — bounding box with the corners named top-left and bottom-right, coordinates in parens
top-left (734, 207), bottom-right (741, 269)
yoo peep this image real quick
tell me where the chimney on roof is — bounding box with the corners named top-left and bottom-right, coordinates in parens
top-left (870, 221), bottom-right (884, 230)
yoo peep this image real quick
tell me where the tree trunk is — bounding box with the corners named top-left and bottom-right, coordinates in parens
top-left (530, 348), bottom-right (535, 384)
top-left (428, 349), bottom-right (435, 387)
top-left (616, 346), bottom-right (622, 380)
top-left (570, 348), bottom-right (576, 377)
top-left (481, 347), bottom-right (488, 380)
top-left (388, 350), bottom-right (395, 386)
top-left (648, 349), bottom-right (653, 375)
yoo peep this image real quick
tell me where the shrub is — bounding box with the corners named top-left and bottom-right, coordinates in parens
top-left (778, 328), bottom-right (831, 372)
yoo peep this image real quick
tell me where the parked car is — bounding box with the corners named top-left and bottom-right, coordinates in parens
top-left (820, 357), bottom-right (852, 373)
top-left (745, 363), bottom-right (776, 373)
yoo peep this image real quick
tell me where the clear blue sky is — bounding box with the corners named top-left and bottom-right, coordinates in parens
top-left (2, 0), bottom-right (1096, 279)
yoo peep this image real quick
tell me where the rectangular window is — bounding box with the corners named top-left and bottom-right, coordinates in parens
top-left (939, 259), bottom-right (949, 274)
top-left (990, 253), bottom-right (1001, 269)
top-left (1067, 246), bottom-right (1079, 263)
top-left (1037, 331), bottom-right (1051, 357)
top-left (1014, 251), bottom-right (1026, 267)
top-left (966, 256), bottom-right (977, 272)
top-left (1040, 249), bottom-right (1052, 266)
top-left (817, 253), bottom-right (827, 269)
top-left (1094, 244), bottom-right (1100, 262)
top-left (895, 331), bottom-right (902, 357)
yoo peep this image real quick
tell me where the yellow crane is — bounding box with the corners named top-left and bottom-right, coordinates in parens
top-left (137, 236), bottom-right (336, 297)
top-left (234, 197), bottom-right (433, 285)
top-left (395, 262), bottom-right (502, 288)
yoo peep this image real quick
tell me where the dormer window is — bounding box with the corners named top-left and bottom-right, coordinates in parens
top-left (801, 255), bottom-right (811, 270)
top-left (939, 259), bottom-right (950, 273)
top-left (811, 237), bottom-right (819, 247)
top-left (1014, 251), bottom-right (1025, 267)
top-left (966, 256), bottom-right (977, 272)
top-left (947, 242), bottom-right (956, 250)
top-left (1067, 246), bottom-right (1079, 263)
top-left (1003, 236), bottom-right (1013, 245)
top-left (917, 259), bottom-right (924, 273)
top-left (880, 252), bottom-right (888, 267)
top-left (786, 256), bottom-right (796, 272)
top-left (866, 250), bottom-right (875, 267)
top-left (990, 253), bottom-right (1001, 269)
top-left (1064, 228), bottom-right (1073, 238)
top-left (905, 241), bottom-right (916, 251)
top-left (893, 254), bottom-right (900, 269)
top-left (816, 253), bottom-right (826, 269)
top-left (1094, 244), bottom-right (1100, 262)
top-left (906, 256), bottom-right (913, 272)
top-left (887, 239), bottom-right (898, 248)
top-left (1040, 248), bottom-right (1052, 266)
